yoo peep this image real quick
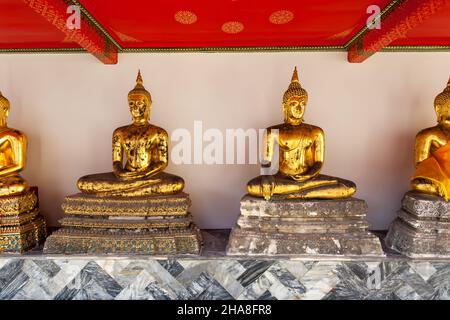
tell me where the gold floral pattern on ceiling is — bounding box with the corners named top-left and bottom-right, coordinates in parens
top-left (269, 10), bottom-right (294, 24)
top-left (174, 10), bottom-right (198, 24)
top-left (221, 21), bottom-right (244, 34)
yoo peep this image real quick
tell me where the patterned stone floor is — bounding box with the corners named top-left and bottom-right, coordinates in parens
top-left (0, 230), bottom-right (449, 300)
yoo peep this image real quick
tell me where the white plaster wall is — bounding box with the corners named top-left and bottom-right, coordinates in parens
top-left (0, 52), bottom-right (449, 229)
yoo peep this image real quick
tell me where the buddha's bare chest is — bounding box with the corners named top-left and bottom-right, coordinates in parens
top-left (278, 130), bottom-right (314, 152)
top-left (120, 130), bottom-right (157, 153)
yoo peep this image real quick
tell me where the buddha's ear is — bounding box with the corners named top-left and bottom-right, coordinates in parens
top-left (435, 103), bottom-right (441, 113)
top-left (435, 104), bottom-right (443, 122)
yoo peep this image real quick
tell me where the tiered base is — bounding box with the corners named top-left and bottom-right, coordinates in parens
top-left (385, 191), bottom-right (450, 258)
top-left (227, 195), bottom-right (383, 256)
top-left (44, 227), bottom-right (202, 255)
top-left (0, 190), bottom-right (47, 253)
top-left (44, 192), bottom-right (202, 255)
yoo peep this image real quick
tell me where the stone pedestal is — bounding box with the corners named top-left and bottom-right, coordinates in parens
top-left (44, 192), bottom-right (202, 255)
top-left (227, 195), bottom-right (383, 256)
top-left (385, 191), bottom-right (450, 258)
top-left (0, 188), bottom-right (47, 253)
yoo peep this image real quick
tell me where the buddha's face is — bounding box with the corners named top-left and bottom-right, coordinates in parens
top-left (283, 96), bottom-right (306, 125)
top-left (436, 101), bottom-right (450, 128)
top-left (128, 93), bottom-right (151, 123)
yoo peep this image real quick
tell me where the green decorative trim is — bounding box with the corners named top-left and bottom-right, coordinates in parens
top-left (0, 45), bottom-right (448, 54)
top-left (344, 0), bottom-right (406, 49)
top-left (382, 45), bottom-right (450, 51)
top-left (121, 46), bottom-right (346, 53)
top-left (0, 48), bottom-right (86, 54)
top-left (68, 0), bottom-right (122, 50)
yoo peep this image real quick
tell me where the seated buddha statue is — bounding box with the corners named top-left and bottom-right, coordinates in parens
top-left (411, 78), bottom-right (450, 200)
top-left (0, 91), bottom-right (29, 197)
top-left (247, 67), bottom-right (356, 200)
top-left (77, 71), bottom-right (184, 197)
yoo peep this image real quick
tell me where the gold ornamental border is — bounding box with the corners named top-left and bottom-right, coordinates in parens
top-left (0, 216), bottom-right (45, 235)
top-left (60, 215), bottom-right (193, 229)
top-left (0, 209), bottom-right (40, 226)
top-left (68, 0), bottom-right (122, 50)
top-left (1, 45), bottom-right (449, 54)
top-left (343, 0), bottom-right (406, 49)
top-left (64, 193), bottom-right (190, 204)
top-left (44, 233), bottom-right (202, 254)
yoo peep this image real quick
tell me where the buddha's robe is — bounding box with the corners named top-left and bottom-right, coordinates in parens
top-left (247, 173), bottom-right (356, 200)
top-left (413, 141), bottom-right (450, 201)
top-left (77, 172), bottom-right (184, 197)
top-left (0, 136), bottom-right (29, 196)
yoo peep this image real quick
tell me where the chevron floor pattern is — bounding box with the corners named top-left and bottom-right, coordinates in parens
top-left (0, 230), bottom-right (449, 300)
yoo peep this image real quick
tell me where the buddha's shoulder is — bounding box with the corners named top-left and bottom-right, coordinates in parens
top-left (267, 123), bottom-right (285, 131)
top-left (0, 127), bottom-right (26, 140)
top-left (416, 126), bottom-right (443, 139)
top-left (148, 124), bottom-right (168, 136)
top-left (112, 125), bottom-right (130, 135)
top-left (300, 122), bottom-right (323, 133)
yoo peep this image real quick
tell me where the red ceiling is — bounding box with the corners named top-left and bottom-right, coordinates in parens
top-left (77, 0), bottom-right (392, 47)
top-left (0, 0), bottom-right (449, 50)
top-left (0, 0), bottom-right (79, 49)
top-left (391, 4), bottom-right (450, 45)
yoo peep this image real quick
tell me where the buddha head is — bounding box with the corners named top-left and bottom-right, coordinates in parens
top-left (0, 91), bottom-right (10, 127)
top-left (128, 70), bottom-right (152, 124)
top-left (282, 67), bottom-right (308, 126)
top-left (434, 77), bottom-right (450, 128)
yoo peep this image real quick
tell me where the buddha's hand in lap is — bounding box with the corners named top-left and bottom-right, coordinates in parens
top-left (114, 169), bottom-right (158, 182)
top-left (290, 173), bottom-right (313, 183)
top-left (261, 175), bottom-right (275, 201)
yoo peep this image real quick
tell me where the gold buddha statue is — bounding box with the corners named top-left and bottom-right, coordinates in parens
top-left (247, 67), bottom-right (356, 200)
top-left (77, 71), bottom-right (184, 197)
top-left (412, 78), bottom-right (450, 200)
top-left (44, 71), bottom-right (201, 254)
top-left (0, 91), bottom-right (46, 253)
top-left (227, 67), bottom-right (382, 256)
top-left (0, 91), bottom-right (29, 197)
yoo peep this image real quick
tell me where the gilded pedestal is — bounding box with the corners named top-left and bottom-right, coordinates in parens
top-left (44, 192), bottom-right (202, 255)
top-left (227, 195), bottom-right (383, 256)
top-left (385, 191), bottom-right (450, 258)
top-left (0, 189), bottom-right (47, 253)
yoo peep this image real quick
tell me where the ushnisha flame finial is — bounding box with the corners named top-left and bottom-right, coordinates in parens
top-left (136, 69), bottom-right (143, 86)
top-left (128, 70), bottom-right (152, 102)
top-left (283, 66), bottom-right (308, 104)
top-left (291, 66), bottom-right (299, 83)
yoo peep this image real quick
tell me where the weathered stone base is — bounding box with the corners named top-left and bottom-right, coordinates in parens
top-left (0, 189), bottom-right (47, 253)
top-left (386, 191), bottom-right (450, 258)
top-left (227, 228), bottom-right (383, 256)
top-left (44, 192), bottom-right (202, 255)
top-left (227, 195), bottom-right (383, 256)
top-left (43, 226), bottom-right (202, 255)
